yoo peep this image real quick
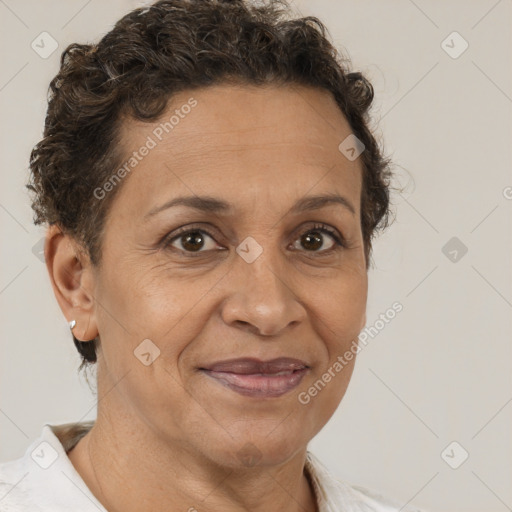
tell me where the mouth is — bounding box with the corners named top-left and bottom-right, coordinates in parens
top-left (199, 357), bottom-right (310, 398)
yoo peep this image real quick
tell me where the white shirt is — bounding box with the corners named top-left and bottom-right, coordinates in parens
top-left (0, 422), bottom-right (426, 511)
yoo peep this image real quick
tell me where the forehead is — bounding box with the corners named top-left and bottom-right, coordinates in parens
top-left (114, 83), bottom-right (362, 220)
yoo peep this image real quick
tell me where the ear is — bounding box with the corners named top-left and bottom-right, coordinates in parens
top-left (45, 224), bottom-right (99, 342)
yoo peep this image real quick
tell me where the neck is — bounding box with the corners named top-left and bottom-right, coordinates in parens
top-left (67, 409), bottom-right (318, 512)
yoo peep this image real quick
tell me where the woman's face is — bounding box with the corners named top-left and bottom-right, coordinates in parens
top-left (82, 83), bottom-right (367, 467)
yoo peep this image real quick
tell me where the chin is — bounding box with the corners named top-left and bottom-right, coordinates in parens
top-left (208, 428), bottom-right (308, 470)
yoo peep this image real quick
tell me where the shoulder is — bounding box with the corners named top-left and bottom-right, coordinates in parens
top-left (0, 446), bottom-right (43, 511)
top-left (305, 451), bottom-right (428, 512)
top-left (0, 422), bottom-right (102, 512)
top-left (348, 483), bottom-right (428, 512)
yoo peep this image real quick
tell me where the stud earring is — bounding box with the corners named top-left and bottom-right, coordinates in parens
top-left (69, 320), bottom-right (76, 330)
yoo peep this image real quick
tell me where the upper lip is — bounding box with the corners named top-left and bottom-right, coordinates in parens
top-left (200, 357), bottom-right (309, 374)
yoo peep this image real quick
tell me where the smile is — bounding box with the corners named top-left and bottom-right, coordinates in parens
top-left (201, 368), bottom-right (309, 397)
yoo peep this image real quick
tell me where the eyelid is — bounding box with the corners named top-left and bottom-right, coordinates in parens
top-left (307, 223), bottom-right (347, 248)
top-left (160, 223), bottom-right (222, 253)
top-left (161, 221), bottom-right (348, 254)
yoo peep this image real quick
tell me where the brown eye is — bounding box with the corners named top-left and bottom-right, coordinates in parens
top-left (294, 224), bottom-right (347, 254)
top-left (163, 223), bottom-right (346, 257)
top-left (294, 228), bottom-right (338, 253)
top-left (179, 231), bottom-right (206, 252)
top-left (164, 228), bottom-right (219, 253)
top-left (301, 231), bottom-right (326, 251)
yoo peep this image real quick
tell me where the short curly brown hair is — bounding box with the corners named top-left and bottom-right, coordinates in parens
top-left (27, 0), bottom-right (393, 369)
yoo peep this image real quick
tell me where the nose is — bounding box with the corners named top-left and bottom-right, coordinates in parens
top-left (220, 251), bottom-right (306, 337)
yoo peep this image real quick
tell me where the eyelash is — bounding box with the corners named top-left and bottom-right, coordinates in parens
top-left (161, 222), bottom-right (348, 257)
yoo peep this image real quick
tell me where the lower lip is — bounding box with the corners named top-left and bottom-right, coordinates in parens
top-left (201, 368), bottom-right (308, 398)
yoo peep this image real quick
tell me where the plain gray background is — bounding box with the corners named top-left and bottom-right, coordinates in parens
top-left (1, 1), bottom-right (511, 511)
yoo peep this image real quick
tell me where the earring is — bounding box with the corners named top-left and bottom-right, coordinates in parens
top-left (69, 320), bottom-right (76, 330)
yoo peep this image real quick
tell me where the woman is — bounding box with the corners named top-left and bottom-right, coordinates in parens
top-left (0, 0), bottom-right (426, 510)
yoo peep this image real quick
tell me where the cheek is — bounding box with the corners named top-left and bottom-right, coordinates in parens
top-left (297, 267), bottom-right (366, 411)
top-left (312, 267), bottom-right (367, 346)
top-left (95, 260), bottom-right (222, 373)
top-left (97, 256), bottom-right (188, 334)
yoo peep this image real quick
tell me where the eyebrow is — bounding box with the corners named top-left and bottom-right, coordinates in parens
top-left (144, 192), bottom-right (356, 220)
